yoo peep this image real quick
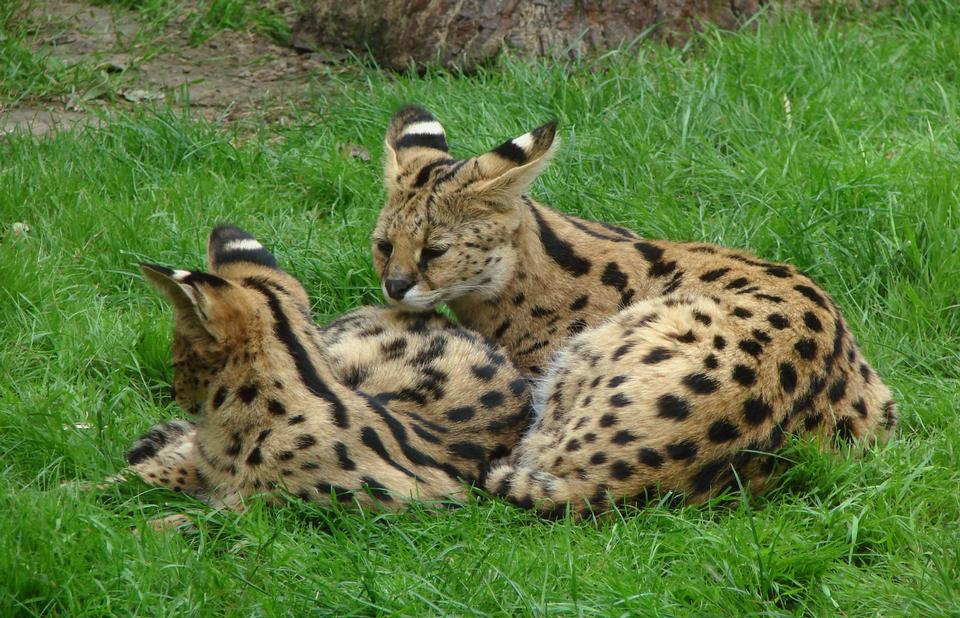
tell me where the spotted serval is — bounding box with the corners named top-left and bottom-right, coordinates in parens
top-left (371, 106), bottom-right (896, 517)
top-left (124, 224), bottom-right (531, 511)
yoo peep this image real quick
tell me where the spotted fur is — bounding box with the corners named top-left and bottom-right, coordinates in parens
top-left (125, 225), bottom-right (531, 511)
top-left (373, 106), bottom-right (897, 517)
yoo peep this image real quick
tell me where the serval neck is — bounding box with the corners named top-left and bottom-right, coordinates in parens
top-left (449, 198), bottom-right (628, 373)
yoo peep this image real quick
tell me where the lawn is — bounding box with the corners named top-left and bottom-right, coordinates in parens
top-left (1, 1), bottom-right (959, 615)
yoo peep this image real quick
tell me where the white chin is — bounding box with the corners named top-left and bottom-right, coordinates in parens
top-left (394, 298), bottom-right (437, 312)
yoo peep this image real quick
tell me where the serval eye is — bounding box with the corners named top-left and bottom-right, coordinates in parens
top-left (421, 246), bottom-right (447, 261)
top-left (377, 240), bottom-right (393, 256)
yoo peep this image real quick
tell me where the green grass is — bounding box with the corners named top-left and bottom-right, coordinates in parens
top-left (2, 1), bottom-right (959, 615)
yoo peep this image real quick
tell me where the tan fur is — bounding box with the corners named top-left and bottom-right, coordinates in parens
top-left (123, 225), bottom-right (531, 512)
top-left (374, 107), bottom-right (897, 517)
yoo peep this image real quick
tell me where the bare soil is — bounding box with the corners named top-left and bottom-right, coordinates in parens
top-left (3, 0), bottom-right (342, 136)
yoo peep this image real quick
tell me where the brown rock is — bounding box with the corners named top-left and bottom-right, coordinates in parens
top-left (292, 0), bottom-right (764, 71)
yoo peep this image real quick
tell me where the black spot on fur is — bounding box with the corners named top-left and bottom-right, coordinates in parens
top-left (609, 393), bottom-right (632, 407)
top-left (732, 307), bottom-right (753, 319)
top-left (612, 430), bottom-right (637, 444)
top-left (599, 413), bottom-right (618, 427)
top-left (656, 394), bottom-right (690, 421)
top-left (883, 401), bottom-right (897, 429)
top-left (591, 452), bottom-right (608, 465)
top-left (568, 318), bottom-right (588, 335)
top-left (471, 364), bottom-right (497, 381)
top-left (795, 338), bottom-right (818, 360)
top-left (601, 262), bottom-right (628, 291)
top-left (382, 338), bottom-right (407, 359)
top-left (738, 339), bottom-right (763, 357)
top-left (643, 347), bottom-right (672, 364)
top-left (852, 398), bottom-right (868, 418)
top-left (828, 377), bottom-right (848, 403)
top-left (125, 442), bottom-right (157, 465)
top-left (639, 448), bottom-right (665, 468)
top-left (267, 399), bottom-right (286, 416)
top-left (448, 442), bottom-right (486, 460)
top-left (237, 383), bottom-right (258, 403)
top-left (225, 432), bottom-right (243, 456)
top-left (778, 362), bottom-right (798, 393)
top-left (672, 330), bottom-right (697, 344)
top-left (634, 241), bottom-right (664, 263)
top-left (835, 417), bottom-right (856, 443)
top-left (242, 446), bottom-right (262, 466)
top-left (767, 313), bottom-right (789, 329)
top-left (708, 419), bottom-right (741, 443)
top-left (610, 461), bottom-right (635, 480)
top-left (608, 375), bottom-right (628, 388)
top-left (565, 439), bottom-right (582, 452)
top-left (413, 158), bottom-right (454, 187)
top-left (612, 343), bottom-right (634, 360)
top-left (742, 397), bottom-right (773, 425)
top-left (795, 284), bottom-right (828, 309)
top-left (212, 386), bottom-right (228, 409)
top-left (752, 329), bottom-right (772, 344)
top-left (295, 434), bottom-right (317, 449)
top-left (277, 450), bottom-right (294, 462)
top-left (530, 306), bottom-right (554, 318)
top-left (713, 335), bottom-right (727, 350)
top-left (731, 364), bottom-right (756, 386)
top-left (699, 268), bottom-right (730, 282)
top-left (649, 260), bottom-right (677, 278)
top-left (683, 372), bottom-right (720, 394)
top-left (803, 311), bottom-right (823, 332)
top-left (666, 440), bottom-right (698, 461)
top-left (509, 378), bottom-right (528, 396)
top-left (662, 272), bottom-right (684, 295)
top-left (725, 277), bottom-right (749, 290)
top-left (335, 442), bottom-right (356, 470)
top-left (755, 293), bottom-right (785, 304)
top-left (361, 476), bottom-right (394, 502)
top-left (444, 406), bottom-right (475, 424)
top-left (690, 458), bottom-right (729, 494)
top-left (693, 311), bottom-right (712, 326)
top-left (570, 295), bottom-right (589, 311)
top-left (480, 390), bottom-right (505, 409)
top-left (765, 266), bottom-right (791, 278)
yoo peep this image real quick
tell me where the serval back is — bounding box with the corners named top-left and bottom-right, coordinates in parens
top-left (125, 224), bottom-right (532, 511)
top-left (372, 105), bottom-right (896, 517)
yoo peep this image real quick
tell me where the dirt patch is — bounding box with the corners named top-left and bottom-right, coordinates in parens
top-left (3, 0), bottom-right (342, 137)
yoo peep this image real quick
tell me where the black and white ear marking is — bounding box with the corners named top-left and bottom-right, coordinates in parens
top-left (207, 225), bottom-right (278, 271)
top-left (139, 263), bottom-right (228, 336)
top-left (467, 120), bottom-right (559, 198)
top-left (490, 121), bottom-right (557, 166)
top-left (388, 105), bottom-right (449, 153)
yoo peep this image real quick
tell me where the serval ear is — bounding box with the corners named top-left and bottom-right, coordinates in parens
top-left (468, 121), bottom-right (558, 199)
top-left (207, 224), bottom-right (278, 274)
top-left (139, 263), bottom-right (231, 341)
top-left (206, 224), bottom-right (311, 310)
top-left (384, 105), bottom-right (453, 193)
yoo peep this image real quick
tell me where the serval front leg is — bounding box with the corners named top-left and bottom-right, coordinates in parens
top-left (124, 419), bottom-right (208, 501)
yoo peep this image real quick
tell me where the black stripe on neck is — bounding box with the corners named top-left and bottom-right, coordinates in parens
top-left (243, 278), bottom-right (349, 428)
top-left (527, 200), bottom-right (591, 277)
